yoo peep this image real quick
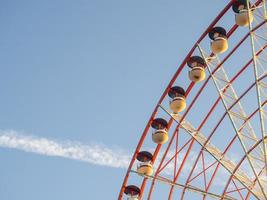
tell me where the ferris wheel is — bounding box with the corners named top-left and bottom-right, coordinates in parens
top-left (119, 0), bottom-right (267, 199)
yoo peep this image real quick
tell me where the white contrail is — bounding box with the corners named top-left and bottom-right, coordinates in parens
top-left (0, 130), bottom-right (131, 168)
top-left (0, 130), bottom-right (231, 186)
top-left (0, 130), bottom-right (203, 178)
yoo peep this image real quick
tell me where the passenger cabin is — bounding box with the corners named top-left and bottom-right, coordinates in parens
top-left (124, 185), bottom-right (140, 200)
top-left (151, 118), bottom-right (168, 144)
top-left (209, 26), bottom-right (228, 54)
top-left (232, 0), bottom-right (253, 26)
top-left (187, 56), bottom-right (206, 82)
top-left (168, 86), bottom-right (186, 113)
top-left (136, 151), bottom-right (153, 176)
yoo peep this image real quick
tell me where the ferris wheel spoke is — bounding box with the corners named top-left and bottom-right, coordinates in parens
top-left (247, 0), bottom-right (267, 179)
top-left (158, 104), bottom-right (262, 199)
top-left (197, 42), bottom-right (267, 199)
top-left (156, 137), bottom-right (192, 175)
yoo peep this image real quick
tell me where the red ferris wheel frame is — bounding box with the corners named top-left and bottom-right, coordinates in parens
top-left (119, 0), bottom-right (267, 199)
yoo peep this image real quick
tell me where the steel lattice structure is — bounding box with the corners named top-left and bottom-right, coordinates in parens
top-left (119, 0), bottom-right (267, 199)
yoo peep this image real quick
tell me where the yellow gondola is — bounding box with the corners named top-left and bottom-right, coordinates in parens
top-left (187, 56), bottom-right (206, 83)
top-left (232, 0), bottom-right (253, 27)
top-left (136, 151), bottom-right (153, 176)
top-left (151, 118), bottom-right (169, 144)
top-left (209, 27), bottom-right (228, 54)
top-left (168, 86), bottom-right (186, 113)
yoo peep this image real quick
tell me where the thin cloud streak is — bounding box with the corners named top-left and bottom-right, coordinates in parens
top-left (0, 130), bottom-right (131, 168)
top-left (0, 130), bottom-right (206, 184)
top-left (0, 130), bottom-right (230, 187)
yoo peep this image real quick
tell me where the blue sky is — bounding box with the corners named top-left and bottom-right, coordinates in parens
top-left (0, 1), bottom-right (238, 199)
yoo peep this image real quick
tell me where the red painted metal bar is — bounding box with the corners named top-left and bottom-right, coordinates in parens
top-left (226, 187), bottom-right (246, 194)
top-left (157, 138), bottom-right (192, 174)
top-left (232, 179), bottom-right (245, 200)
top-left (189, 161), bottom-right (217, 183)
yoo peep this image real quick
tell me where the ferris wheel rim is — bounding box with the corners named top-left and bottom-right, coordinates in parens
top-left (119, 0), bottom-right (267, 199)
